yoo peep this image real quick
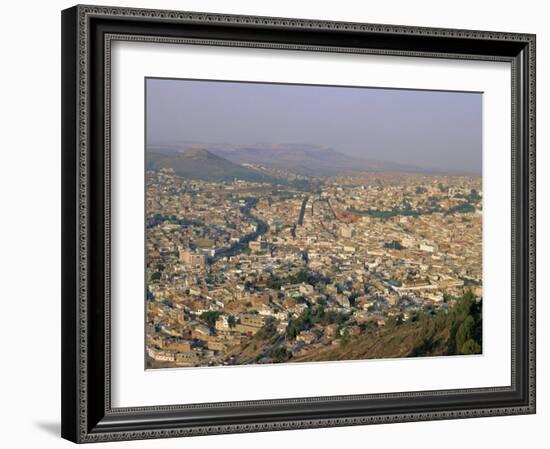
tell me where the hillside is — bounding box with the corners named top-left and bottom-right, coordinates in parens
top-left (146, 149), bottom-right (276, 182)
top-left (296, 293), bottom-right (482, 363)
top-left (293, 321), bottom-right (449, 363)
top-left (232, 292), bottom-right (482, 365)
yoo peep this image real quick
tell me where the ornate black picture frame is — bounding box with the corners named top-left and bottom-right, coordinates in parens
top-left (61, 4), bottom-right (536, 443)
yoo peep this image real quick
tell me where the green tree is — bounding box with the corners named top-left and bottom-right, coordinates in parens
top-left (461, 339), bottom-right (481, 355)
top-left (200, 311), bottom-right (220, 329)
top-left (363, 320), bottom-right (379, 330)
top-left (386, 313), bottom-right (404, 328)
top-left (269, 346), bottom-right (291, 362)
top-left (468, 189), bottom-right (482, 202)
top-left (286, 320), bottom-right (300, 339)
top-left (456, 315), bottom-right (475, 354)
top-left (339, 328), bottom-right (351, 348)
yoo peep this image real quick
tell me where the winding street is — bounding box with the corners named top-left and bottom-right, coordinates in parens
top-left (210, 198), bottom-right (269, 264)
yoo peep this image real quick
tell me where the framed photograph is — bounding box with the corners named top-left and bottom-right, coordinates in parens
top-left (61, 5), bottom-right (536, 443)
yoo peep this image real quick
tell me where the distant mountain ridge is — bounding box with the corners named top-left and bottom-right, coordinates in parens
top-left (148, 143), bottom-right (425, 177)
top-left (209, 145), bottom-right (402, 176)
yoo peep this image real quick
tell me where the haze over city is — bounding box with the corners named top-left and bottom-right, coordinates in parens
top-left (146, 78), bottom-right (482, 174)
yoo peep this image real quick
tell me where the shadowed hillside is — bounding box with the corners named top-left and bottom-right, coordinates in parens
top-left (146, 149), bottom-right (276, 182)
top-left (231, 291), bottom-right (482, 365)
top-left (294, 292), bottom-right (482, 363)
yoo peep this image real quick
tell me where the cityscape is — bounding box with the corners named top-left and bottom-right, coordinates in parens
top-left (145, 79), bottom-right (483, 369)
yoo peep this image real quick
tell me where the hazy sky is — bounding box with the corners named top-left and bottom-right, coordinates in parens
top-left (146, 78), bottom-right (482, 174)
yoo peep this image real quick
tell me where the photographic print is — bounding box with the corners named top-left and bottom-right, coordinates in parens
top-left (61, 8), bottom-right (536, 440)
top-left (145, 78), bottom-right (483, 369)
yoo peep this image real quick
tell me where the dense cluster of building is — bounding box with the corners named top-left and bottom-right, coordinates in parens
top-left (145, 168), bottom-right (482, 368)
